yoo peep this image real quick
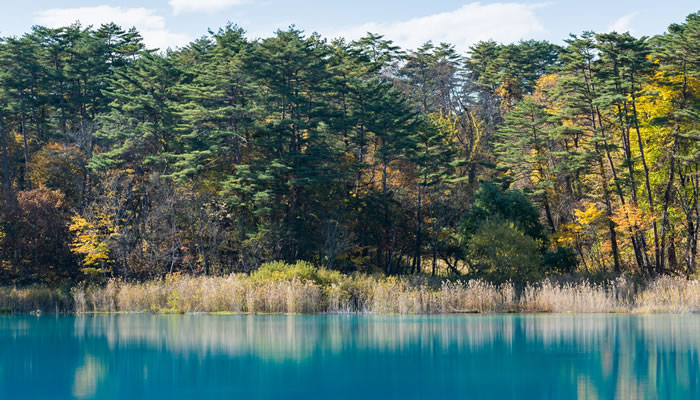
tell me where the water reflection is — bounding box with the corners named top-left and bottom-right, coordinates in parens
top-left (1, 314), bottom-right (699, 399)
top-left (72, 354), bottom-right (106, 399)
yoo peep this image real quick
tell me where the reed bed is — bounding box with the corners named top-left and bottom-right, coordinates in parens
top-left (0, 285), bottom-right (72, 313)
top-left (3, 264), bottom-right (700, 314)
top-left (634, 276), bottom-right (700, 313)
top-left (68, 271), bottom-right (700, 314)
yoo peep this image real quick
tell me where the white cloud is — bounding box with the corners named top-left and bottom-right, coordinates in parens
top-left (34, 6), bottom-right (191, 50)
top-left (607, 13), bottom-right (636, 34)
top-left (169, 0), bottom-right (246, 15)
top-left (328, 2), bottom-right (548, 52)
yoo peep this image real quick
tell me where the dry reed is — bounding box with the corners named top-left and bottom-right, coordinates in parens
top-left (0, 285), bottom-right (72, 313)
top-left (3, 268), bottom-right (700, 314)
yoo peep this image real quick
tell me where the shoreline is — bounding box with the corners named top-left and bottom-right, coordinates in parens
top-left (3, 272), bottom-right (699, 315)
top-left (4, 310), bottom-right (700, 317)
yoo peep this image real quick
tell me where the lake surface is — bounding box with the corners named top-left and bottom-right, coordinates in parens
top-left (1, 314), bottom-right (699, 399)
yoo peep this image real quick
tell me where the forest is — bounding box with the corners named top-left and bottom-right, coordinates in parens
top-left (0, 12), bottom-right (698, 291)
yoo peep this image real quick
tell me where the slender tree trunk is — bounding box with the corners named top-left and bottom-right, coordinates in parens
top-left (668, 230), bottom-right (678, 272)
top-left (617, 104), bottom-right (638, 202)
top-left (20, 111), bottom-right (31, 190)
top-left (382, 158), bottom-right (388, 195)
top-left (679, 164), bottom-right (698, 274)
top-left (688, 215), bottom-right (697, 274)
top-left (659, 135), bottom-right (678, 272)
top-left (630, 98), bottom-right (660, 272)
top-left (599, 156), bottom-right (621, 273)
top-left (414, 181), bottom-right (422, 274)
top-left (595, 107), bottom-right (645, 271)
top-left (615, 102), bottom-right (652, 273)
top-left (386, 230), bottom-right (396, 275)
top-left (356, 123), bottom-right (366, 188)
top-left (586, 73), bottom-right (621, 272)
top-left (0, 112), bottom-right (10, 194)
top-left (432, 232), bottom-right (438, 277)
top-left (542, 194), bottom-right (556, 232)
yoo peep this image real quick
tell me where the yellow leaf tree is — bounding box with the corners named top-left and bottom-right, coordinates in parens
top-left (68, 212), bottom-right (118, 281)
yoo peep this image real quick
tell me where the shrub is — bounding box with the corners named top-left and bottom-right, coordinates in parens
top-left (461, 182), bottom-right (547, 245)
top-left (251, 260), bottom-right (318, 283)
top-left (465, 218), bottom-right (544, 283)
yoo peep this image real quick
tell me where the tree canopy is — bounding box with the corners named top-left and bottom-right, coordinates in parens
top-left (0, 12), bottom-right (699, 285)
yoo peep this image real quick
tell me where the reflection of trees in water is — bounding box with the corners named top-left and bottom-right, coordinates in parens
top-left (66, 315), bottom-right (700, 397)
top-left (71, 314), bottom-right (700, 353)
top-left (72, 354), bottom-right (106, 399)
top-left (1, 315), bottom-right (698, 397)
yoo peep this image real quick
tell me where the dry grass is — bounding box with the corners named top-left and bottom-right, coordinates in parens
top-left (4, 265), bottom-right (700, 314)
top-left (69, 272), bottom-right (700, 315)
top-left (0, 286), bottom-right (72, 313)
top-left (519, 280), bottom-right (620, 313)
top-left (634, 276), bottom-right (700, 313)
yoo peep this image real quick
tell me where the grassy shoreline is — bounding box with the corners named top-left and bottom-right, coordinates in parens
top-left (2, 264), bottom-right (700, 315)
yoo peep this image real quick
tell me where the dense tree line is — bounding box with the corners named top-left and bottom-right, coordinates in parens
top-left (0, 13), bottom-right (698, 285)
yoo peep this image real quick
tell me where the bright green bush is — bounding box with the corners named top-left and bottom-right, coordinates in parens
top-left (251, 260), bottom-right (319, 283)
top-left (465, 218), bottom-right (544, 283)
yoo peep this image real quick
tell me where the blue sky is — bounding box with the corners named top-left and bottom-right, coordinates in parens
top-left (2, 1), bottom-right (697, 51)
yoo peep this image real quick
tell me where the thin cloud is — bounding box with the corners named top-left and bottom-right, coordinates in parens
top-left (328, 2), bottom-right (548, 51)
top-left (169, 0), bottom-right (247, 15)
top-left (607, 13), bottom-right (636, 34)
top-left (34, 6), bottom-right (191, 50)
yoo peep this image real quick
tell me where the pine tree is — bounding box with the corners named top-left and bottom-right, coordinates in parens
top-left (168, 25), bottom-right (253, 185)
top-left (92, 54), bottom-right (179, 174)
top-left (596, 32), bottom-right (657, 273)
top-left (496, 98), bottom-right (559, 231)
top-left (556, 32), bottom-right (622, 272)
top-left (651, 13), bottom-right (700, 272)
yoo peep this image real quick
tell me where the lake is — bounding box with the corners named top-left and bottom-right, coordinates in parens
top-left (1, 314), bottom-right (698, 399)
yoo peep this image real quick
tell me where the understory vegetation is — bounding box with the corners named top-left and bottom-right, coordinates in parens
top-left (0, 12), bottom-right (698, 304)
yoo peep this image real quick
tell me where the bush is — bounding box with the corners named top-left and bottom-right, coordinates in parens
top-left (465, 218), bottom-right (544, 283)
top-left (251, 260), bottom-right (319, 283)
top-left (461, 182), bottom-right (547, 244)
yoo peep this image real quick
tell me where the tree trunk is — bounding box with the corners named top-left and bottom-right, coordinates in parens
top-left (630, 98), bottom-right (660, 272)
top-left (542, 194), bottom-right (556, 232)
top-left (414, 181), bottom-right (422, 274)
top-left (0, 111), bottom-right (10, 194)
top-left (595, 107), bottom-right (646, 271)
top-left (612, 103), bottom-right (650, 273)
top-left (659, 135), bottom-right (678, 272)
top-left (598, 156), bottom-right (621, 273)
top-left (586, 74), bottom-right (620, 273)
top-left (678, 164), bottom-right (698, 274)
top-left (21, 111), bottom-right (31, 190)
top-left (432, 233), bottom-right (438, 276)
top-left (386, 230), bottom-right (396, 275)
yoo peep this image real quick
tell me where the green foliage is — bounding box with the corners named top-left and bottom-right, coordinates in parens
top-left (543, 247), bottom-right (579, 275)
top-left (251, 261), bottom-right (319, 283)
top-left (464, 218), bottom-right (544, 283)
top-left (461, 182), bottom-right (546, 244)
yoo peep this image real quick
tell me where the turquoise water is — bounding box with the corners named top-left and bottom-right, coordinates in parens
top-left (1, 315), bottom-right (699, 399)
